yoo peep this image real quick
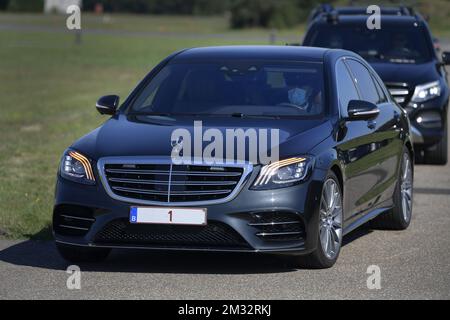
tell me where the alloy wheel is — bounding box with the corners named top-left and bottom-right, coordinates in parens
top-left (319, 178), bottom-right (343, 260)
top-left (401, 153), bottom-right (413, 223)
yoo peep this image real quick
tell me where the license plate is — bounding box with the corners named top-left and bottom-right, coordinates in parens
top-left (130, 207), bottom-right (207, 226)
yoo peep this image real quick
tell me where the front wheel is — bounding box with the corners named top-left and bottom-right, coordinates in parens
top-left (293, 172), bottom-right (343, 269)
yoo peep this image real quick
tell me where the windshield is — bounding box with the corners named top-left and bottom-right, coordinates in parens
top-left (306, 25), bottom-right (433, 64)
top-left (128, 61), bottom-right (325, 117)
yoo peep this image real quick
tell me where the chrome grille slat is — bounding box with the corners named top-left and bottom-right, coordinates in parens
top-left (99, 157), bottom-right (253, 205)
top-left (112, 186), bottom-right (232, 196)
top-left (108, 177), bottom-right (238, 186)
top-left (60, 214), bottom-right (95, 222)
top-left (106, 168), bottom-right (241, 177)
top-left (248, 221), bottom-right (301, 226)
top-left (256, 231), bottom-right (303, 237)
top-left (59, 224), bottom-right (90, 231)
top-left (112, 186), bottom-right (168, 196)
top-left (386, 82), bottom-right (411, 107)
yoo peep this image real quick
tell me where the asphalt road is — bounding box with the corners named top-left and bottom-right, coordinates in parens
top-left (1, 156), bottom-right (450, 300)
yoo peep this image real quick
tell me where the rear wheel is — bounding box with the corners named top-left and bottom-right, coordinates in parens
top-left (56, 243), bottom-right (111, 263)
top-left (424, 120), bottom-right (448, 165)
top-left (293, 172), bottom-right (343, 269)
top-left (371, 149), bottom-right (413, 230)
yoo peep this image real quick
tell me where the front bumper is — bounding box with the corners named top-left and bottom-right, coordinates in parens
top-left (53, 167), bottom-right (327, 255)
top-left (406, 95), bottom-right (448, 147)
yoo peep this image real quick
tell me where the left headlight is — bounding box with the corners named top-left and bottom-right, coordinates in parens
top-left (411, 81), bottom-right (441, 103)
top-left (252, 157), bottom-right (314, 190)
top-left (60, 150), bottom-right (95, 185)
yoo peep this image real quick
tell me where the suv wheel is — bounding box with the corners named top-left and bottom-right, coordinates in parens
top-left (371, 148), bottom-right (413, 230)
top-left (424, 120), bottom-right (448, 165)
top-left (56, 243), bottom-right (111, 263)
top-left (293, 172), bottom-right (343, 269)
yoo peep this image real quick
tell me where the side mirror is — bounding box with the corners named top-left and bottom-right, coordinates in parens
top-left (346, 100), bottom-right (379, 121)
top-left (96, 95), bottom-right (119, 115)
top-left (442, 51), bottom-right (450, 65)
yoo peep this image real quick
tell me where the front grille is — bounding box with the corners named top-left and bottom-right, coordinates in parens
top-left (386, 82), bottom-right (412, 107)
top-left (102, 162), bottom-right (247, 204)
top-left (94, 219), bottom-right (250, 249)
top-left (53, 205), bottom-right (95, 237)
top-left (249, 212), bottom-right (305, 241)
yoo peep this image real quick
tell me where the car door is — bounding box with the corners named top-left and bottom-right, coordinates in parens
top-left (344, 59), bottom-right (402, 220)
top-left (334, 59), bottom-right (377, 223)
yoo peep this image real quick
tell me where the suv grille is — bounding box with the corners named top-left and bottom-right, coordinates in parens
top-left (102, 162), bottom-right (246, 204)
top-left (386, 82), bottom-right (412, 107)
top-left (94, 219), bottom-right (250, 249)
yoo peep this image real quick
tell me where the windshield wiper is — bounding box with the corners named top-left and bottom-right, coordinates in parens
top-left (129, 112), bottom-right (178, 117)
top-left (228, 113), bottom-right (283, 119)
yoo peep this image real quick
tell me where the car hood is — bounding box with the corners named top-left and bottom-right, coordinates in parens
top-left (370, 61), bottom-right (438, 86)
top-left (72, 114), bottom-right (333, 163)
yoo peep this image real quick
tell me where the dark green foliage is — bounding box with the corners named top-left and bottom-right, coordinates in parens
top-left (228, 0), bottom-right (329, 29)
top-left (82, 0), bottom-right (230, 15)
top-left (7, 0), bottom-right (44, 12)
top-left (1, 0), bottom-right (334, 29)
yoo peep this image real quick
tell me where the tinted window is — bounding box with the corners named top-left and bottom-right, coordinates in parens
top-left (346, 60), bottom-right (380, 104)
top-left (371, 74), bottom-right (388, 104)
top-left (305, 25), bottom-right (432, 64)
top-left (336, 60), bottom-right (359, 115)
top-left (129, 61), bottom-right (325, 117)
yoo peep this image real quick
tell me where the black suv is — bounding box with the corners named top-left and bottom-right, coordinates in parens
top-left (303, 5), bottom-right (450, 164)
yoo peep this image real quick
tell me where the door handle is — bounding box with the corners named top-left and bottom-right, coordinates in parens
top-left (367, 120), bottom-right (376, 129)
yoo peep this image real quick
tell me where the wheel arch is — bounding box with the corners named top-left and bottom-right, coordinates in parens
top-left (330, 164), bottom-right (344, 194)
top-left (405, 140), bottom-right (415, 164)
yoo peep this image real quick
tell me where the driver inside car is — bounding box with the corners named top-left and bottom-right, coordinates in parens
top-left (283, 72), bottom-right (323, 115)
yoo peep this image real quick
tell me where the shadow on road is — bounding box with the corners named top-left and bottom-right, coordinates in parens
top-left (0, 240), bottom-right (298, 274)
top-left (0, 225), bottom-right (374, 274)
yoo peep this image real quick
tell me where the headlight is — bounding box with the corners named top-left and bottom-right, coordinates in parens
top-left (60, 150), bottom-right (95, 185)
top-left (252, 157), bottom-right (313, 190)
top-left (411, 81), bottom-right (441, 103)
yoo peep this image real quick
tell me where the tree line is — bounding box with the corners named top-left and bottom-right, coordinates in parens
top-left (1, 0), bottom-right (337, 28)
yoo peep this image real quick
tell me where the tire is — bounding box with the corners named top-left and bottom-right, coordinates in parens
top-left (56, 243), bottom-right (111, 263)
top-left (292, 172), bottom-right (343, 269)
top-left (371, 148), bottom-right (413, 230)
top-left (424, 120), bottom-right (448, 165)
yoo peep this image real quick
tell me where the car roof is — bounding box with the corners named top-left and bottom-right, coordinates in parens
top-left (334, 6), bottom-right (415, 16)
top-left (313, 14), bottom-right (423, 27)
top-left (172, 46), bottom-right (334, 63)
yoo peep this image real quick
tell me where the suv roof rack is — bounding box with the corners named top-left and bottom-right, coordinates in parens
top-left (308, 4), bottom-right (424, 25)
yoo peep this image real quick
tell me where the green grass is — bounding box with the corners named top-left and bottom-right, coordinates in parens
top-left (0, 13), bottom-right (303, 240)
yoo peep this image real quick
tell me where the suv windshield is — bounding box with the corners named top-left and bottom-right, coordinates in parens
top-left (128, 61), bottom-right (325, 117)
top-left (306, 25), bottom-right (433, 64)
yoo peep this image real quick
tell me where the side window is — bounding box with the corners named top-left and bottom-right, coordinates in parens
top-left (371, 74), bottom-right (388, 104)
top-left (335, 60), bottom-right (359, 116)
top-left (346, 60), bottom-right (380, 105)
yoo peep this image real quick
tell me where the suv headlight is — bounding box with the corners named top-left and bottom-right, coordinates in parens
top-left (411, 81), bottom-right (441, 103)
top-left (252, 157), bottom-right (313, 190)
top-left (60, 149), bottom-right (95, 185)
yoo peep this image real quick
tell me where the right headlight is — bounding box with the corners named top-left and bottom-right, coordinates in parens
top-left (251, 157), bottom-right (314, 190)
top-left (411, 81), bottom-right (441, 103)
top-left (60, 149), bottom-right (95, 185)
